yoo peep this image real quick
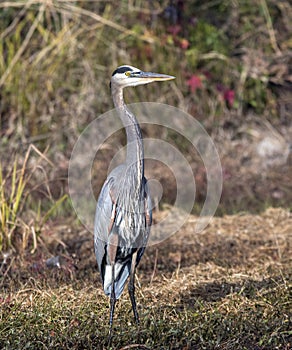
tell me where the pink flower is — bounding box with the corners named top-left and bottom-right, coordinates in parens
top-left (167, 25), bottom-right (181, 36)
top-left (187, 75), bottom-right (203, 93)
top-left (224, 89), bottom-right (235, 107)
top-left (180, 38), bottom-right (189, 50)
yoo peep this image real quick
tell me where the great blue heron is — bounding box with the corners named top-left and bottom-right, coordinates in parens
top-left (94, 65), bottom-right (175, 335)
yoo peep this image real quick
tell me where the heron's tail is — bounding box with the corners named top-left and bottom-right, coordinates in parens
top-left (103, 262), bottom-right (130, 299)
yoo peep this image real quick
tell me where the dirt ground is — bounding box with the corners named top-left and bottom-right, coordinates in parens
top-left (1, 207), bottom-right (291, 349)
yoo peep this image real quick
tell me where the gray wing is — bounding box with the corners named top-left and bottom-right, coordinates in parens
top-left (94, 175), bottom-right (114, 274)
top-left (94, 170), bottom-right (152, 298)
top-left (94, 165), bottom-right (125, 274)
top-left (136, 178), bottom-right (152, 264)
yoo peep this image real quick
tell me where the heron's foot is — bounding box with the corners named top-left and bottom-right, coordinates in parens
top-left (107, 325), bottom-right (113, 347)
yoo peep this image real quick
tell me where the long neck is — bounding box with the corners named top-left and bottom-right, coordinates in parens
top-left (111, 85), bottom-right (144, 181)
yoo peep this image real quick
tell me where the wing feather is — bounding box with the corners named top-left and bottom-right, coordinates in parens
top-left (94, 177), bottom-right (114, 275)
top-left (94, 172), bottom-right (152, 299)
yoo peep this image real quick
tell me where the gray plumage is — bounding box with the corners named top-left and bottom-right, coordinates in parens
top-left (94, 165), bottom-right (151, 298)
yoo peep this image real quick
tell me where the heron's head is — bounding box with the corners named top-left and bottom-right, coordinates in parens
top-left (110, 65), bottom-right (175, 89)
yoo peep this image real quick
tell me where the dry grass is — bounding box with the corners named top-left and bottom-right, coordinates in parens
top-left (0, 208), bottom-right (291, 349)
top-left (0, 1), bottom-right (291, 349)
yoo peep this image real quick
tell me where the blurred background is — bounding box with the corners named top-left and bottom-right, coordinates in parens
top-left (0, 0), bottom-right (291, 254)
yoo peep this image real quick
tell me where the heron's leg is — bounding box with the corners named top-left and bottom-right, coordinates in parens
top-left (108, 233), bottom-right (118, 339)
top-left (108, 263), bottom-right (116, 339)
top-left (128, 250), bottom-right (139, 324)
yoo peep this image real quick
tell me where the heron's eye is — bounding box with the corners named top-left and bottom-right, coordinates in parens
top-left (125, 71), bottom-right (131, 77)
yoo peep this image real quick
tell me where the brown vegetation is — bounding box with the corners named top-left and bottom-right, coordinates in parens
top-left (0, 1), bottom-right (291, 349)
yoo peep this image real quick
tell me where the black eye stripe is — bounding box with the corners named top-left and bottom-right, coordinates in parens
top-left (112, 66), bottom-right (133, 76)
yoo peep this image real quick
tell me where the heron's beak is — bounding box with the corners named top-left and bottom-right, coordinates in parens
top-left (130, 71), bottom-right (175, 82)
